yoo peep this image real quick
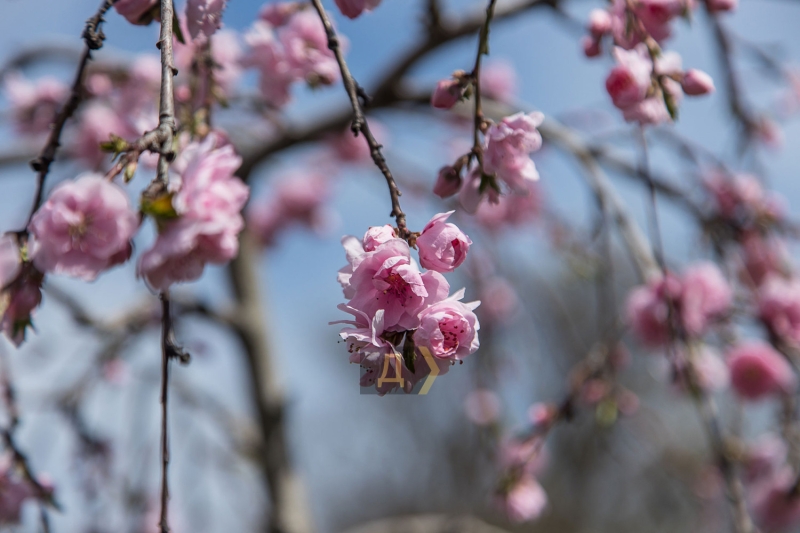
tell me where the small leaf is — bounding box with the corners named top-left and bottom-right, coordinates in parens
top-left (173, 11), bottom-right (186, 44)
top-left (402, 332), bottom-right (416, 374)
top-left (141, 191), bottom-right (178, 220)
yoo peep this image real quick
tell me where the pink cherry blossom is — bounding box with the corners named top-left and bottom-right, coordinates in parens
top-left (29, 174), bottom-right (138, 281)
top-left (260, 2), bottom-right (304, 26)
top-left (186, 0), bottom-right (226, 42)
top-left (0, 458), bottom-right (37, 524)
top-left (464, 389), bottom-right (501, 426)
top-left (478, 277), bottom-right (519, 324)
top-left (751, 470), bottom-right (800, 531)
top-left (72, 103), bottom-right (134, 168)
top-left (327, 121), bottom-right (386, 163)
top-left (139, 139), bottom-right (248, 291)
top-left (625, 273), bottom-right (681, 347)
top-left (433, 166), bottom-right (462, 198)
top-left (481, 60), bottom-right (518, 104)
top-left (280, 10), bottom-right (340, 86)
top-left (335, 0), bottom-right (381, 19)
top-left (582, 36), bottom-right (602, 58)
top-left (416, 211), bottom-right (472, 273)
top-left (496, 475), bottom-right (548, 523)
top-left (484, 112), bottom-right (544, 193)
top-left (413, 289), bottom-right (480, 361)
top-left (431, 79), bottom-right (463, 110)
top-left (345, 239), bottom-right (441, 331)
top-left (680, 262), bottom-right (732, 336)
top-left (247, 172), bottom-right (330, 247)
top-left (114, 0), bottom-right (158, 25)
top-left (363, 225), bottom-right (396, 252)
top-left (243, 21), bottom-right (295, 107)
top-left (588, 8), bottom-right (612, 36)
top-left (4, 73), bottom-right (68, 136)
top-left (726, 341), bottom-right (795, 400)
top-left (758, 276), bottom-right (800, 344)
top-left (740, 233), bottom-right (787, 287)
top-left (682, 69), bottom-right (715, 95)
top-left (606, 46), bottom-right (652, 109)
top-left (475, 181), bottom-right (541, 231)
top-left (0, 236), bottom-right (21, 289)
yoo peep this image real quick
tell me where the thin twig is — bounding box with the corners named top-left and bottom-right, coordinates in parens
top-left (469, 0), bottom-right (498, 171)
top-left (23, 0), bottom-right (116, 230)
top-left (159, 294), bottom-right (172, 533)
top-left (309, 0), bottom-right (409, 239)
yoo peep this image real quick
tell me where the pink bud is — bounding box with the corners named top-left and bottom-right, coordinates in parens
top-left (588, 8), bottom-right (612, 36)
top-left (431, 79), bottom-right (463, 110)
top-left (362, 225), bottom-right (396, 252)
top-left (681, 69), bottom-right (715, 95)
top-left (706, 0), bottom-right (737, 12)
top-left (433, 166), bottom-right (462, 198)
top-left (416, 211), bottom-right (472, 273)
top-left (582, 36), bottom-right (602, 58)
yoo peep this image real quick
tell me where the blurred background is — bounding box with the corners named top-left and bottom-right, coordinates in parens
top-left (1, 0), bottom-right (800, 531)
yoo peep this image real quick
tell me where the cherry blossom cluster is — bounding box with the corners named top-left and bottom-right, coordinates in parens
top-left (334, 213), bottom-right (479, 394)
top-left (582, 0), bottom-right (720, 123)
top-left (243, 3), bottom-right (340, 108)
top-left (431, 111), bottom-right (545, 214)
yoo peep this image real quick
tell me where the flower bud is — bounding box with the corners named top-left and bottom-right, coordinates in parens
top-left (433, 165), bottom-right (462, 198)
top-left (681, 69), bottom-right (715, 96)
top-left (431, 79), bottom-right (464, 110)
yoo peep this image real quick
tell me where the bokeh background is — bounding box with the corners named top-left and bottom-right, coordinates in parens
top-left (1, 0), bottom-right (800, 531)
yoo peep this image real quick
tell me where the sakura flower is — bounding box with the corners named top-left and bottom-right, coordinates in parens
top-left (3, 73), bottom-right (68, 136)
top-left (243, 21), bottom-right (295, 107)
top-left (413, 288), bottom-right (480, 361)
top-left (431, 79), bottom-right (463, 110)
top-left (478, 277), bottom-right (519, 324)
top-left (481, 60), bottom-right (518, 104)
top-left (72, 103), bottom-right (134, 168)
top-left (138, 139), bottom-right (248, 291)
top-left (346, 239), bottom-right (439, 331)
top-left (740, 233), bottom-right (787, 287)
top-left (327, 121), bottom-right (386, 163)
top-left (186, 0), bottom-right (226, 42)
top-left (247, 172), bottom-right (330, 246)
top-left (475, 181), bottom-right (541, 231)
top-left (751, 470), bottom-right (800, 531)
top-left (280, 10), bottom-right (340, 86)
top-left (606, 45), bottom-right (653, 109)
top-left (495, 475), bottom-right (548, 523)
top-left (335, 0), bottom-right (381, 19)
top-left (758, 276), bottom-right (800, 344)
top-left (625, 273), bottom-right (682, 347)
top-left (726, 341), bottom-right (795, 400)
top-left (680, 262), bottom-right (732, 336)
top-left (362, 225), bottom-right (396, 252)
top-left (587, 8), bottom-right (612, 36)
top-left (706, 0), bottom-right (737, 12)
top-left (115, 0), bottom-right (159, 25)
top-left (464, 389), bottom-right (501, 426)
top-left (260, 2), bottom-right (304, 25)
top-left (484, 112), bottom-right (544, 193)
top-left (416, 211), bottom-right (472, 273)
top-left (29, 175), bottom-right (138, 281)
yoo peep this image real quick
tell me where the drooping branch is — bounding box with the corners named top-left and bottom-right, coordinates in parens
top-left (309, 0), bottom-right (409, 239)
top-left (23, 0), bottom-right (117, 230)
top-left (469, 0), bottom-right (498, 171)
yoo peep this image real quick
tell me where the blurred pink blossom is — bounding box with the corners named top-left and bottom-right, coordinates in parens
top-left (726, 341), bottom-right (795, 400)
top-left (335, 0), bottom-right (381, 19)
top-left (186, 0), bottom-right (227, 42)
top-left (464, 389), bottom-right (501, 426)
top-left (3, 73), bottom-right (68, 136)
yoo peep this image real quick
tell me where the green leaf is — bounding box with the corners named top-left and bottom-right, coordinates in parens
top-left (402, 332), bottom-right (416, 374)
top-left (173, 11), bottom-right (186, 45)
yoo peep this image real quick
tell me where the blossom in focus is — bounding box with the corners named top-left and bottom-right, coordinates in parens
top-left (416, 211), bottom-right (472, 273)
top-left (335, 0), bottom-right (381, 19)
top-left (726, 341), bottom-right (795, 400)
top-left (186, 0), bottom-right (227, 42)
top-left (484, 112), bottom-right (544, 193)
top-left (138, 138), bottom-right (248, 291)
top-left (758, 276), bottom-right (800, 344)
top-left (3, 73), bottom-right (68, 136)
top-left (362, 225), bottom-right (396, 252)
top-left (115, 0), bottom-right (159, 25)
top-left (247, 172), bottom-right (330, 247)
top-left (413, 289), bottom-right (480, 361)
top-left (29, 175), bottom-right (138, 281)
